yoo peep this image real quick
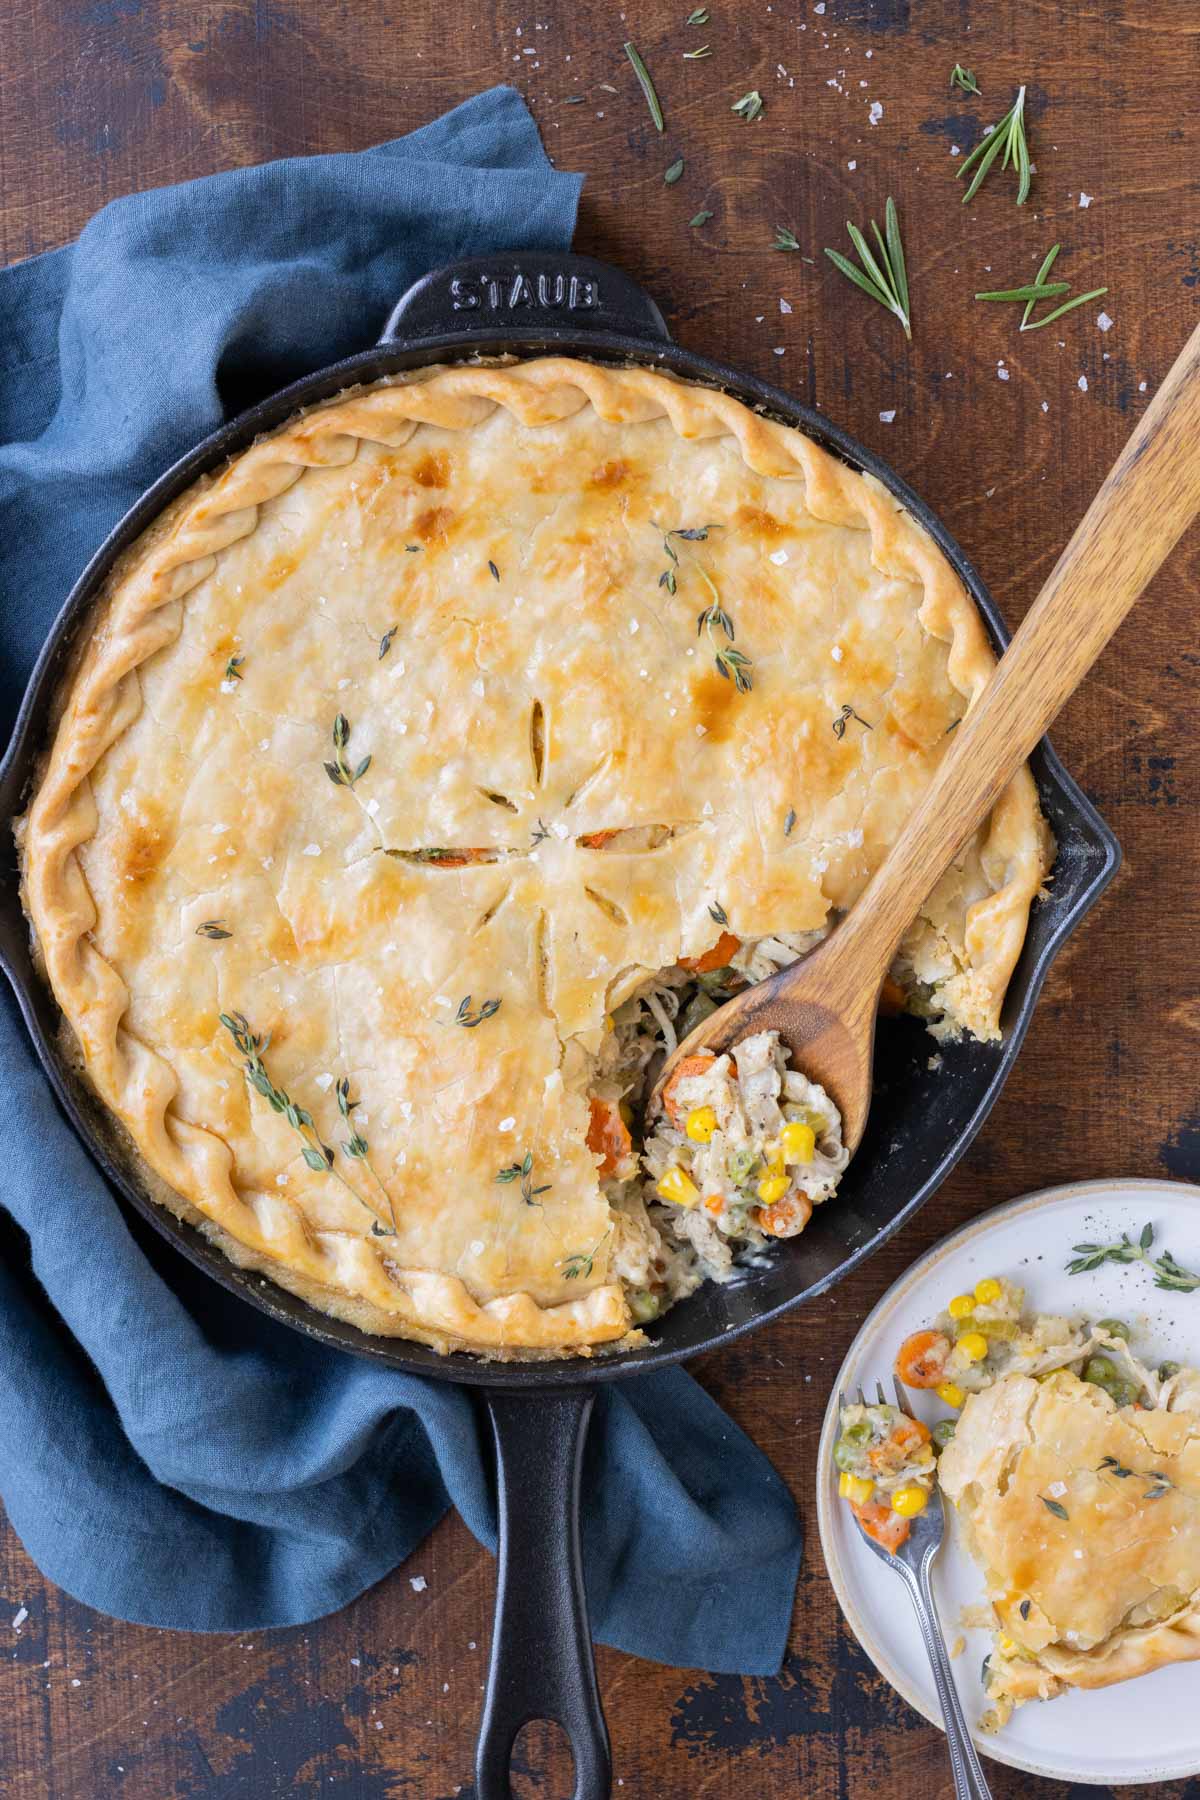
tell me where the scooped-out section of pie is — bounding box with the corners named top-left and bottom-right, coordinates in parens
top-left (18, 357), bottom-right (1053, 1356)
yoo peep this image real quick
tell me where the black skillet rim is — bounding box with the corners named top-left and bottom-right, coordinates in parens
top-left (0, 252), bottom-right (1121, 1390)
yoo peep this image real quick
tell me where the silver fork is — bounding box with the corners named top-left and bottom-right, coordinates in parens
top-left (839, 1377), bottom-right (993, 1800)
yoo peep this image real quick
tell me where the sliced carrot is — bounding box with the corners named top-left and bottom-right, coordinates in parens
top-left (753, 1192), bottom-right (814, 1238)
top-left (578, 829), bottom-right (619, 849)
top-left (704, 1194), bottom-right (725, 1216)
top-left (868, 1415), bottom-right (932, 1472)
top-left (894, 1328), bottom-right (952, 1389)
top-left (851, 1498), bottom-right (910, 1552)
top-left (587, 1097), bottom-right (633, 1177)
top-left (679, 930), bottom-right (741, 974)
top-left (660, 1054), bottom-right (717, 1128)
top-left (879, 975), bottom-right (907, 1017)
top-left (421, 848), bottom-right (490, 868)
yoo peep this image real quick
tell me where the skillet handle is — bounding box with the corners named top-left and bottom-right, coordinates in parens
top-left (379, 251), bottom-right (671, 347)
top-left (476, 1386), bottom-right (611, 1800)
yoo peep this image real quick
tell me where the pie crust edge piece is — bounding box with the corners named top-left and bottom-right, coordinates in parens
top-left (19, 357), bottom-right (1053, 1357)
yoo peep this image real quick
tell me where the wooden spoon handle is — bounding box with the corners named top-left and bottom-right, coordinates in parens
top-left (834, 317), bottom-right (1200, 991)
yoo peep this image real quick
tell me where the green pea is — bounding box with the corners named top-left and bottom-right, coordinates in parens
top-left (697, 964), bottom-right (740, 994)
top-left (677, 991), bottom-right (718, 1040)
top-left (1109, 1380), bottom-right (1142, 1409)
top-left (1083, 1354), bottom-right (1119, 1388)
top-left (841, 1418), bottom-right (872, 1446)
top-left (833, 1436), bottom-right (861, 1472)
top-left (628, 1289), bottom-right (662, 1324)
top-left (932, 1420), bottom-right (957, 1449)
top-left (1159, 1361), bottom-right (1182, 1382)
top-left (1095, 1317), bottom-right (1131, 1341)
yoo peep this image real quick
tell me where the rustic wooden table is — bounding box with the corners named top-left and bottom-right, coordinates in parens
top-left (2, 2), bottom-right (1197, 1796)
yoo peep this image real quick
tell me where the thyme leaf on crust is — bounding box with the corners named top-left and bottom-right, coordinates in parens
top-left (195, 920), bottom-right (232, 939)
top-left (379, 626), bottom-right (398, 659)
top-left (832, 704), bottom-right (873, 739)
top-left (456, 995), bottom-right (502, 1028)
top-left (709, 901), bottom-right (729, 926)
top-left (1040, 1496), bottom-right (1069, 1521)
top-left (561, 1231), bottom-right (612, 1281)
top-left (223, 656), bottom-right (244, 683)
top-left (218, 1012), bottom-right (395, 1235)
top-left (324, 713), bottom-right (371, 789)
top-left (496, 1149), bottom-right (552, 1206)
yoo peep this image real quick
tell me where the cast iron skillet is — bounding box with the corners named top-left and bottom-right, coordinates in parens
top-left (0, 253), bottom-right (1119, 1799)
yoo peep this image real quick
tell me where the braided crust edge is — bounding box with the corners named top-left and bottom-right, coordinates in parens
top-left (20, 357), bottom-right (1047, 1354)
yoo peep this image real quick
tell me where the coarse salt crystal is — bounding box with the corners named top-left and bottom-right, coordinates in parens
top-left (315, 1073), bottom-right (334, 1091)
top-left (366, 798), bottom-right (380, 815)
top-left (847, 159), bottom-right (856, 170)
top-left (498, 1116), bottom-right (516, 1132)
top-left (769, 549), bottom-right (789, 565)
top-left (303, 843), bottom-right (321, 856)
top-left (337, 678), bottom-right (352, 690)
top-left (997, 366), bottom-right (1010, 381)
top-left (868, 101), bottom-right (883, 125)
top-left (1078, 374), bottom-right (1089, 392)
top-left (219, 679), bottom-right (238, 694)
top-left (780, 298), bottom-right (792, 314)
top-left (1079, 192), bottom-right (1092, 207)
top-left (879, 409), bottom-right (896, 422)
top-left (1048, 1479), bottom-right (1068, 1497)
top-left (831, 645), bottom-right (844, 662)
top-left (1097, 311), bottom-right (1113, 331)
top-left (12, 1607), bottom-right (27, 1631)
top-left (434, 996), bottom-right (453, 1009)
top-left (772, 347), bottom-right (786, 356)
top-left (1042, 401), bottom-right (1049, 413)
top-left (629, 619), bottom-right (639, 634)
top-left (1139, 380), bottom-right (1147, 392)
top-left (410, 1576), bottom-right (427, 1592)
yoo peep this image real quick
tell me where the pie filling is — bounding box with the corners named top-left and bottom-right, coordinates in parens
top-left (844, 1277), bottom-right (1200, 1725)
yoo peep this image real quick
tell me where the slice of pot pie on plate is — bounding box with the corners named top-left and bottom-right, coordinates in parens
top-left (18, 357), bottom-right (1052, 1356)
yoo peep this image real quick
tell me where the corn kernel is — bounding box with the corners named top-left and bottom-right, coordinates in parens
top-left (685, 1105), bottom-right (718, 1144)
top-left (604, 1014), bottom-right (615, 1034)
top-left (656, 1166), bottom-right (700, 1209)
top-left (998, 1635), bottom-right (1016, 1655)
top-left (957, 1331), bottom-right (989, 1364)
top-left (767, 1145), bottom-right (786, 1176)
top-left (757, 1173), bottom-right (792, 1206)
top-left (947, 1294), bottom-right (975, 1320)
top-left (891, 1484), bottom-right (929, 1518)
top-left (781, 1121), bottom-right (816, 1164)
top-left (703, 1194), bottom-right (724, 1216)
top-left (974, 1277), bottom-right (1003, 1306)
top-left (935, 1381), bottom-right (965, 1409)
top-left (838, 1472), bottom-right (875, 1504)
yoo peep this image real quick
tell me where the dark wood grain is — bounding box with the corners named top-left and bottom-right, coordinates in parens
top-left (2, 1), bottom-right (1199, 1796)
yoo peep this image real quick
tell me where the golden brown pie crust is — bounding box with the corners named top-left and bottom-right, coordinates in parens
top-left (19, 358), bottom-right (1052, 1354)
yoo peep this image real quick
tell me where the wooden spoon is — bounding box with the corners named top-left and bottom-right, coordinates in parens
top-left (652, 319), bottom-right (1200, 1154)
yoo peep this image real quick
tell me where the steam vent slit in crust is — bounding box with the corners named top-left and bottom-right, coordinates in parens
top-left (18, 358), bottom-right (1053, 1356)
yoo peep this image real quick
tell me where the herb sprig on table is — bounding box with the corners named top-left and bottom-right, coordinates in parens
top-left (976, 242), bottom-right (1109, 332)
top-left (1066, 1222), bottom-right (1200, 1294)
top-left (824, 198), bottom-right (911, 339)
top-left (958, 86), bottom-right (1031, 205)
top-left (950, 64), bottom-right (980, 95)
top-left (624, 41), bottom-right (664, 132)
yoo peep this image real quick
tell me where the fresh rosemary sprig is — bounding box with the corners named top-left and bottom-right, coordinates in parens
top-left (686, 6), bottom-right (709, 21)
top-left (195, 920), bottom-right (232, 940)
top-left (975, 242), bottom-right (1109, 332)
top-left (218, 1013), bottom-right (395, 1235)
top-left (496, 1149), bottom-right (552, 1206)
top-left (824, 197), bottom-right (911, 340)
top-left (1067, 1222), bottom-right (1200, 1293)
top-left (976, 281), bottom-right (1070, 305)
top-left (773, 226), bottom-right (801, 251)
top-left (957, 86), bottom-right (1031, 205)
top-left (224, 656), bottom-right (244, 682)
top-left (683, 44), bottom-right (711, 59)
top-left (456, 995), bottom-right (501, 1028)
top-left (324, 713), bottom-right (371, 789)
top-left (1020, 285), bottom-right (1110, 334)
top-left (665, 157), bottom-right (685, 183)
top-left (731, 90), bottom-right (763, 122)
top-left (379, 626), bottom-right (398, 660)
top-left (832, 704), bottom-right (873, 739)
top-left (950, 64), bottom-right (980, 95)
top-left (624, 41), bottom-right (664, 132)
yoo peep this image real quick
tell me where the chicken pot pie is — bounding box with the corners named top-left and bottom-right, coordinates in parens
top-left (886, 1278), bottom-right (1200, 1724)
top-left (18, 357), bottom-right (1052, 1356)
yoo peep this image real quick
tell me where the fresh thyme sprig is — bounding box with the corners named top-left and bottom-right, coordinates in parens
top-left (1067, 1222), bottom-right (1200, 1293)
top-left (1098, 1455), bottom-right (1173, 1499)
top-left (950, 64), bottom-right (980, 95)
top-left (335, 1076), bottom-right (398, 1232)
top-left (456, 995), bottom-right (501, 1028)
top-left (324, 713), bottom-right (371, 789)
top-left (531, 818), bottom-right (551, 845)
top-left (958, 86), bottom-right (1031, 205)
top-left (832, 704), bottom-right (873, 739)
top-left (773, 226), bottom-right (801, 251)
top-left (496, 1149), bottom-right (552, 1206)
top-left (824, 198), bottom-right (911, 340)
top-left (624, 41), bottom-right (664, 132)
top-left (656, 523), bottom-right (717, 594)
top-left (224, 656), bottom-right (244, 683)
top-left (561, 1231), bottom-right (612, 1280)
top-left (195, 920), bottom-right (232, 940)
top-left (697, 601), bottom-right (752, 693)
top-left (218, 1012), bottom-right (395, 1235)
top-left (731, 90), bottom-right (763, 122)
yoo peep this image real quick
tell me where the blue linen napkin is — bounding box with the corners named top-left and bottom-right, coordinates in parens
top-left (0, 86), bottom-right (802, 1674)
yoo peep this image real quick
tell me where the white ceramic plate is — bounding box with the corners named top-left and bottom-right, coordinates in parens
top-left (816, 1176), bottom-right (1200, 1788)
